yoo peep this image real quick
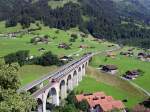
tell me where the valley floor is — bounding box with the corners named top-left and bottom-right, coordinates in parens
top-left (0, 22), bottom-right (150, 109)
top-left (75, 67), bottom-right (148, 108)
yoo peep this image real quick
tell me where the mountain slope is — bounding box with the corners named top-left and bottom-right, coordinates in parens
top-left (0, 0), bottom-right (150, 48)
top-left (113, 0), bottom-right (150, 23)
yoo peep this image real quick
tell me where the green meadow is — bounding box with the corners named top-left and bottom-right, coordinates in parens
top-left (0, 21), bottom-right (149, 109)
top-left (0, 22), bottom-right (111, 85)
top-left (90, 51), bottom-right (150, 93)
top-left (75, 75), bottom-right (146, 108)
top-left (0, 25), bottom-right (110, 57)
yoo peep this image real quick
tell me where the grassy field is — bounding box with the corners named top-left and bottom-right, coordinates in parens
top-left (0, 22), bottom-right (113, 86)
top-left (75, 67), bottom-right (147, 108)
top-left (18, 65), bottom-right (58, 86)
top-left (0, 25), bottom-right (111, 57)
top-left (90, 49), bottom-right (150, 93)
top-left (48, 0), bottom-right (79, 9)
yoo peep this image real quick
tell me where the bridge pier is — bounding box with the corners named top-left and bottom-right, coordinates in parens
top-left (42, 94), bottom-right (47, 112)
top-left (59, 80), bottom-right (67, 100)
top-left (30, 55), bottom-right (92, 112)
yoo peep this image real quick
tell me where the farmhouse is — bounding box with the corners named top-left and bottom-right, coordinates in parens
top-left (76, 92), bottom-right (125, 112)
top-left (31, 36), bottom-right (49, 44)
top-left (79, 45), bottom-right (88, 49)
top-left (107, 44), bottom-right (115, 47)
top-left (107, 52), bottom-right (116, 58)
top-left (59, 56), bottom-right (73, 62)
top-left (38, 48), bottom-right (46, 52)
top-left (100, 65), bottom-right (118, 75)
top-left (138, 53), bottom-right (150, 62)
top-left (58, 43), bottom-right (70, 49)
top-left (120, 52), bottom-right (133, 57)
top-left (124, 70), bottom-right (140, 80)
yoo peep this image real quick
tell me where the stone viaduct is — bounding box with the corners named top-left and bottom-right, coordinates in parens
top-left (18, 53), bottom-right (93, 112)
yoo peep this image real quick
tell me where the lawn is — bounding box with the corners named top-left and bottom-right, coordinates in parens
top-left (90, 51), bottom-right (150, 93)
top-left (18, 65), bottom-right (58, 86)
top-left (75, 74), bottom-right (147, 108)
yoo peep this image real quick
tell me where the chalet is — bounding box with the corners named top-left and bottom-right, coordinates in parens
top-left (79, 45), bottom-right (88, 49)
top-left (38, 48), bottom-right (46, 52)
top-left (100, 65), bottom-right (118, 75)
top-left (107, 52), bottom-right (116, 58)
top-left (146, 55), bottom-right (150, 62)
top-left (124, 70), bottom-right (140, 80)
top-left (138, 53), bottom-right (150, 62)
top-left (138, 53), bottom-right (146, 58)
top-left (31, 36), bottom-right (49, 44)
top-left (83, 52), bottom-right (92, 56)
top-left (76, 92), bottom-right (125, 112)
top-left (108, 45), bottom-right (115, 47)
top-left (120, 52), bottom-right (133, 57)
top-left (59, 56), bottom-right (73, 62)
top-left (58, 43), bottom-right (70, 49)
top-left (128, 48), bottom-right (135, 52)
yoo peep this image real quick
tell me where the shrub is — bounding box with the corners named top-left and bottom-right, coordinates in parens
top-left (37, 51), bottom-right (60, 66)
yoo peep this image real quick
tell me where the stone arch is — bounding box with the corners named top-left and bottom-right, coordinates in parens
top-left (67, 75), bottom-right (72, 92)
top-left (85, 61), bottom-right (88, 67)
top-left (78, 67), bottom-right (81, 72)
top-left (59, 80), bottom-right (66, 100)
top-left (78, 67), bottom-right (82, 82)
top-left (82, 64), bottom-right (85, 69)
top-left (36, 98), bottom-right (43, 112)
top-left (82, 63), bottom-right (86, 76)
top-left (46, 87), bottom-right (58, 105)
top-left (73, 70), bottom-right (78, 87)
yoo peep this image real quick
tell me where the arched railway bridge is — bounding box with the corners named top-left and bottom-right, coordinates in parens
top-left (18, 46), bottom-right (120, 112)
top-left (18, 53), bottom-right (93, 112)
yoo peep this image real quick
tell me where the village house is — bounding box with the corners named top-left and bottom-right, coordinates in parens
top-left (100, 65), bottom-right (118, 75)
top-left (76, 92), bottom-right (125, 112)
top-left (38, 48), bottom-right (46, 52)
top-left (106, 52), bottom-right (116, 58)
top-left (124, 70), bottom-right (140, 80)
top-left (138, 53), bottom-right (150, 62)
top-left (120, 52), bottom-right (133, 57)
top-left (59, 56), bottom-right (73, 62)
top-left (58, 43), bottom-right (70, 49)
top-left (31, 36), bottom-right (49, 44)
top-left (79, 45), bottom-right (88, 49)
top-left (107, 45), bottom-right (115, 47)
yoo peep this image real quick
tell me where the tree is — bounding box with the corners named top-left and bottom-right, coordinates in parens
top-left (0, 64), bottom-right (20, 90)
top-left (5, 18), bottom-right (17, 27)
top-left (0, 89), bottom-right (36, 112)
top-left (66, 91), bottom-right (76, 105)
top-left (38, 51), bottom-right (60, 66)
top-left (77, 100), bottom-right (89, 112)
top-left (0, 64), bottom-right (36, 112)
top-left (16, 50), bottom-right (29, 66)
top-left (4, 50), bottom-right (29, 66)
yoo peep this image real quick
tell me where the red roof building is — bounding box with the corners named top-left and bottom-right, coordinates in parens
top-left (76, 92), bottom-right (125, 112)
